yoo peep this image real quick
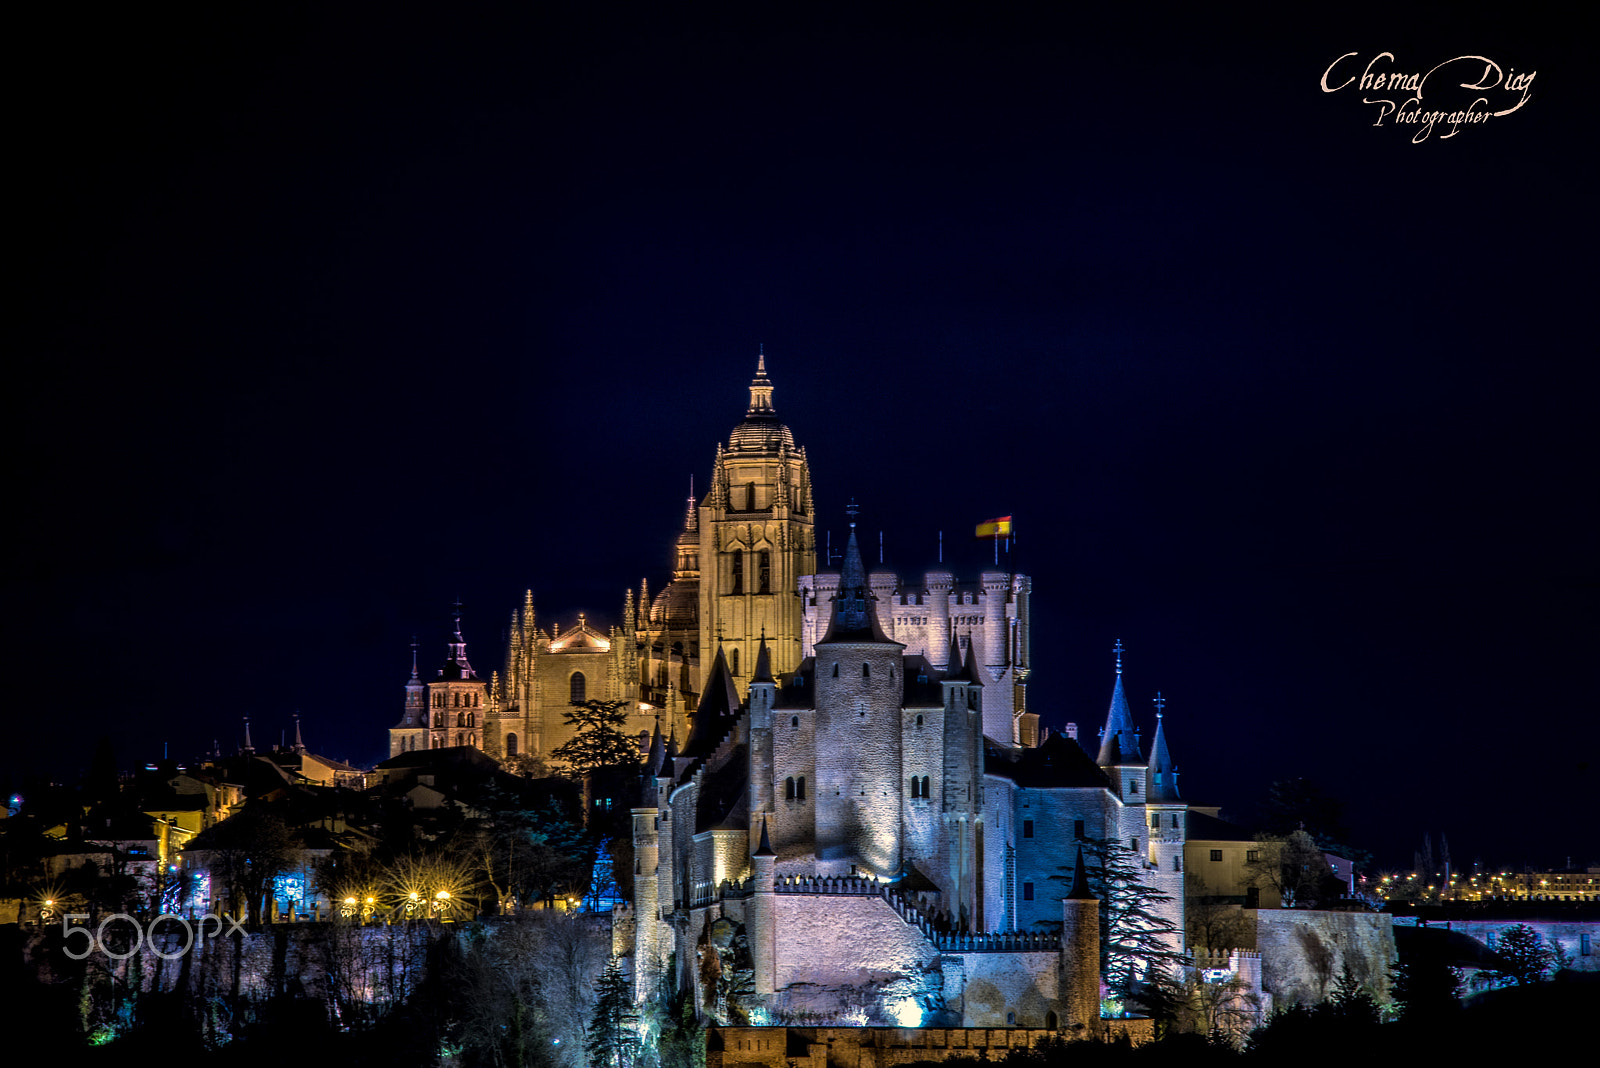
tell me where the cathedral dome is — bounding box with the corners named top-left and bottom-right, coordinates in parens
top-left (650, 578), bottom-right (698, 627)
top-left (727, 414), bottom-right (795, 453)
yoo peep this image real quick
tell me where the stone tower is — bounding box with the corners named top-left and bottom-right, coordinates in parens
top-left (424, 607), bottom-right (488, 751)
top-left (812, 514), bottom-right (906, 878)
top-left (697, 354), bottom-right (817, 702)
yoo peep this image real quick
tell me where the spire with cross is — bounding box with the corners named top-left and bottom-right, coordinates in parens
top-left (1113, 638), bottom-right (1124, 675)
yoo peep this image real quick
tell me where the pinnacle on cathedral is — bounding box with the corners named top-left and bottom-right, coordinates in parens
top-left (1096, 641), bottom-right (1142, 765)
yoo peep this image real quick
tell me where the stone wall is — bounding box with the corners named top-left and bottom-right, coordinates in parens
top-left (1250, 909), bottom-right (1395, 1005)
top-left (709, 1021), bottom-right (1153, 1068)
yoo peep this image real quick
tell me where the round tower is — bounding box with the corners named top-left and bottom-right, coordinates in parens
top-left (1059, 845), bottom-right (1103, 1037)
top-left (812, 509), bottom-right (906, 878)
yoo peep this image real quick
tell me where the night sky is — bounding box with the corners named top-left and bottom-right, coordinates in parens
top-left (10, 4), bottom-right (1592, 871)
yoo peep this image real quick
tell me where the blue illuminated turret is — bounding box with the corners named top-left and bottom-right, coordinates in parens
top-left (1095, 640), bottom-right (1142, 766)
top-left (1147, 705), bottom-right (1180, 802)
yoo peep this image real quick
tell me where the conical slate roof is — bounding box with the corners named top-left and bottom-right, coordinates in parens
top-left (818, 525), bottom-right (898, 645)
top-left (1096, 671), bottom-right (1142, 765)
top-left (1146, 715), bottom-right (1180, 802)
top-left (685, 646), bottom-right (741, 759)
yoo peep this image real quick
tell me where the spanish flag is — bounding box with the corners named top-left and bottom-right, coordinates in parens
top-left (974, 516), bottom-right (1013, 539)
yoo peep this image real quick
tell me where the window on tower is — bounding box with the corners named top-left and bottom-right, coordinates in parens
top-left (759, 550), bottom-right (770, 593)
top-left (570, 672), bottom-right (586, 703)
top-left (731, 550), bottom-right (744, 594)
top-left (1023, 819), bottom-right (1034, 838)
top-left (1023, 882), bottom-right (1034, 902)
top-left (1173, 856), bottom-right (1182, 872)
top-left (506, 733), bottom-right (518, 756)
top-left (921, 775), bottom-right (929, 797)
top-left (745, 482), bottom-right (756, 511)
top-left (731, 648), bottom-right (740, 675)
top-left (786, 777), bottom-right (795, 801)
top-left (1151, 813), bottom-right (1160, 830)
top-left (796, 776), bottom-right (805, 800)
top-left (1074, 820), bottom-right (1085, 840)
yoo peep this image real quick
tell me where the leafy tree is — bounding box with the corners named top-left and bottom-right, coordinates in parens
top-left (1487, 923), bottom-right (1553, 986)
top-left (588, 955), bottom-right (640, 1068)
top-left (1055, 837), bottom-right (1187, 1000)
top-left (551, 700), bottom-right (643, 778)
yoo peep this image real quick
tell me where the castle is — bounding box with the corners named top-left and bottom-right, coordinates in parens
top-left (389, 357), bottom-right (1188, 1029)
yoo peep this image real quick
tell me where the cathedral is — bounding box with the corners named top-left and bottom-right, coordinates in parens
top-left (389, 356), bottom-right (1187, 1030)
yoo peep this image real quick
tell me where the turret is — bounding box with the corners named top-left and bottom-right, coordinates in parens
top-left (750, 816), bottom-right (778, 994)
top-left (1059, 845), bottom-right (1103, 1036)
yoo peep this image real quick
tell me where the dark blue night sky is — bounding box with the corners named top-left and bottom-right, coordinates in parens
top-left (9, 3), bottom-right (1592, 870)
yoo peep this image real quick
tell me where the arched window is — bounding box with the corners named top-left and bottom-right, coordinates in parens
top-left (745, 482), bottom-right (756, 511)
top-left (785, 777), bottom-right (795, 801)
top-left (1046, 1011), bottom-right (1059, 1032)
top-left (921, 775), bottom-right (930, 797)
top-left (474, 693), bottom-right (481, 707)
top-left (457, 732), bottom-right (464, 746)
top-left (731, 648), bottom-right (740, 675)
top-left (457, 712), bottom-right (465, 727)
top-left (862, 663), bottom-right (870, 677)
top-left (759, 550), bottom-right (770, 593)
top-left (910, 776), bottom-right (921, 798)
top-left (639, 730), bottom-right (649, 752)
top-left (915, 714), bottom-right (924, 727)
top-left (796, 776), bottom-right (806, 800)
top-left (570, 672), bottom-right (586, 703)
top-left (506, 733), bottom-right (518, 756)
top-left (791, 716), bottom-right (799, 728)
top-left (832, 663), bottom-right (839, 677)
top-left (467, 712), bottom-right (475, 727)
top-left (1173, 856), bottom-right (1182, 872)
top-left (731, 549), bottom-right (744, 594)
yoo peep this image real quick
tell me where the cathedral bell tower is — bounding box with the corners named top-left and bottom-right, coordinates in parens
top-left (697, 353), bottom-right (817, 700)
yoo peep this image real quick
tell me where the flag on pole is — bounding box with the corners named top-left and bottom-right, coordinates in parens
top-left (974, 516), bottom-right (1013, 539)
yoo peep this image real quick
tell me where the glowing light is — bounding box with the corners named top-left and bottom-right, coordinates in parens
top-left (888, 998), bottom-right (924, 1027)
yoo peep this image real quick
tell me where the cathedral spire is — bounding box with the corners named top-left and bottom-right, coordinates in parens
top-left (1147, 698), bottom-right (1180, 801)
top-left (746, 349), bottom-right (775, 415)
top-left (1096, 640), bottom-right (1142, 765)
top-left (241, 716), bottom-right (254, 755)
